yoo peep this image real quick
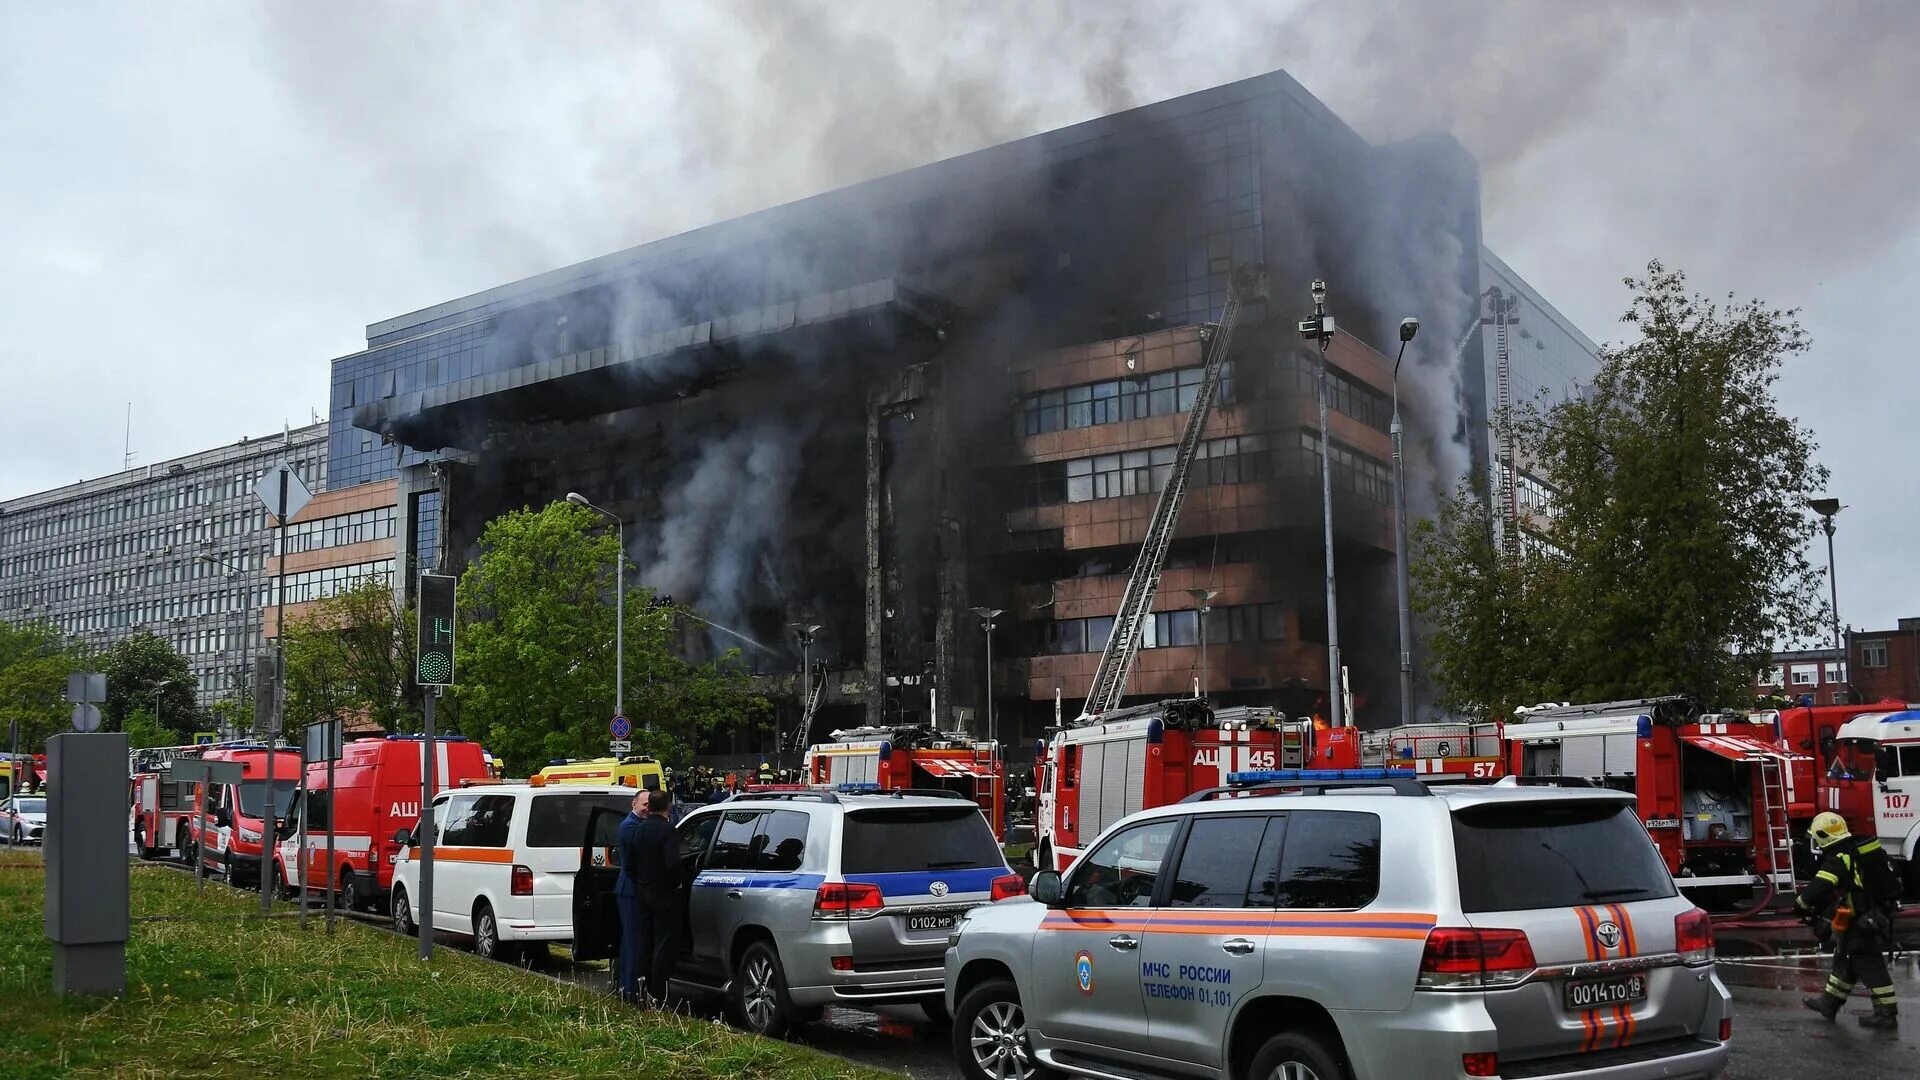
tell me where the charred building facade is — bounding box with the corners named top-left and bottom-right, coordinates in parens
top-left (332, 71), bottom-right (1583, 752)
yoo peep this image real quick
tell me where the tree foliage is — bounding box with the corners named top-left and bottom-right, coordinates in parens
top-left (103, 631), bottom-right (202, 739)
top-left (281, 578), bottom-right (420, 738)
top-left (455, 501), bottom-right (769, 774)
top-left (1414, 262), bottom-right (1828, 716)
top-left (0, 620), bottom-right (90, 752)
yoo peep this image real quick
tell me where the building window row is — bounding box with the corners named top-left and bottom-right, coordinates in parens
top-left (2, 550), bottom-right (268, 612)
top-left (1032, 602), bottom-right (1289, 656)
top-left (1018, 363), bottom-right (1237, 436)
top-left (274, 560), bottom-right (394, 606)
top-left (1022, 431), bottom-right (1391, 508)
top-left (0, 457), bottom-right (323, 547)
top-left (3, 511), bottom-right (275, 577)
top-left (274, 506), bottom-right (396, 556)
top-left (1281, 354), bottom-right (1392, 434)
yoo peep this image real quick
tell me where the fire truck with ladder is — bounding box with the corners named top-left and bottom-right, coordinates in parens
top-left (1501, 696), bottom-right (1812, 913)
top-left (130, 742), bottom-right (208, 859)
top-left (1032, 269), bottom-right (1334, 871)
top-left (805, 724), bottom-right (1007, 839)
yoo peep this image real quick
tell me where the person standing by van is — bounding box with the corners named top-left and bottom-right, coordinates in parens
top-left (629, 788), bottom-right (684, 1004)
top-left (613, 790), bottom-right (650, 1004)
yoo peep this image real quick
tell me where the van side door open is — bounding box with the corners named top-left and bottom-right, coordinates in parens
top-left (571, 806), bottom-right (628, 962)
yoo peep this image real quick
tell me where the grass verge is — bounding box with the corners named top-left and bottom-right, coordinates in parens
top-left (0, 849), bottom-right (892, 1080)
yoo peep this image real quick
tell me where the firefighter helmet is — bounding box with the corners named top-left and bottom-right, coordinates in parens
top-left (1810, 811), bottom-right (1850, 849)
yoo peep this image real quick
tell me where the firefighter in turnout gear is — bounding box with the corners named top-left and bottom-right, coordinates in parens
top-left (1796, 811), bottom-right (1903, 1029)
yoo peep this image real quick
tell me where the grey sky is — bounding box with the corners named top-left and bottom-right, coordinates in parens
top-left (3, 2), bottom-right (1915, 634)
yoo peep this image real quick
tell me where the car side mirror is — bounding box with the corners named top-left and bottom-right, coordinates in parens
top-left (1031, 870), bottom-right (1065, 908)
top-left (393, 827), bottom-right (414, 847)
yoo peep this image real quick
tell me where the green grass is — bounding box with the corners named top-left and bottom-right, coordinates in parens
top-left (0, 850), bottom-right (893, 1079)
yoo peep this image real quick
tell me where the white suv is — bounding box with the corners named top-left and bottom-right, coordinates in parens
top-left (391, 783), bottom-right (631, 963)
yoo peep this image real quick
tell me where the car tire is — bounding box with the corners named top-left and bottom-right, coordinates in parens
top-left (1248, 1029), bottom-right (1350, 1080)
top-left (919, 995), bottom-right (952, 1027)
top-left (953, 977), bottom-right (1049, 1080)
top-left (274, 862), bottom-right (297, 901)
top-left (392, 886), bottom-right (418, 936)
top-left (473, 901), bottom-right (520, 964)
top-left (731, 940), bottom-right (796, 1039)
top-left (340, 869), bottom-right (365, 912)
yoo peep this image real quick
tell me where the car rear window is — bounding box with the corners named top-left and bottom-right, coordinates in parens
top-left (1452, 800), bottom-right (1676, 912)
top-left (526, 793), bottom-right (633, 848)
top-left (841, 805), bottom-right (1003, 874)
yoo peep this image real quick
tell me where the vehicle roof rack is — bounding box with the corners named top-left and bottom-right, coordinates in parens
top-left (1181, 768), bottom-right (1432, 802)
top-left (731, 789), bottom-right (840, 804)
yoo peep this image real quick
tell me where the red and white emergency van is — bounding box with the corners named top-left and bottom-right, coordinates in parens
top-left (130, 743), bottom-right (207, 858)
top-left (1826, 708), bottom-right (1920, 896)
top-left (181, 743), bottom-right (303, 887)
top-left (1502, 696), bottom-right (1812, 910)
top-left (806, 724), bottom-right (1007, 838)
top-left (274, 734), bottom-right (492, 911)
top-left (1032, 699), bottom-right (1313, 872)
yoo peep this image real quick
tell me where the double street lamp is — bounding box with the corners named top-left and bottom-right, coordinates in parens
top-left (566, 493), bottom-right (628, 729)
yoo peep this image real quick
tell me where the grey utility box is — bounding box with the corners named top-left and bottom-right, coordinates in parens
top-left (44, 732), bottom-right (130, 995)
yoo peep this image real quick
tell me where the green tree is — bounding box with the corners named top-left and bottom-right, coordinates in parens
top-left (122, 707), bottom-right (177, 750)
top-left (1414, 262), bottom-right (1829, 714)
top-left (0, 620), bottom-right (90, 752)
top-left (103, 631), bottom-right (201, 739)
top-left (455, 501), bottom-right (767, 774)
top-left (282, 578), bottom-right (421, 737)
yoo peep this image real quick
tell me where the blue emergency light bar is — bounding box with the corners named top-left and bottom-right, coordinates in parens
top-left (835, 783), bottom-right (883, 792)
top-left (1228, 768), bottom-right (1414, 784)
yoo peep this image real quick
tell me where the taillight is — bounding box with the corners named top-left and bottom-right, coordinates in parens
top-left (813, 882), bottom-right (883, 919)
top-left (830, 955), bottom-right (854, 972)
top-left (990, 873), bottom-right (1027, 901)
top-left (1417, 927), bottom-right (1537, 989)
top-left (510, 865), bottom-right (534, 896)
top-left (1462, 1052), bottom-right (1499, 1077)
top-left (1718, 1017), bottom-right (1732, 1042)
top-left (1676, 907), bottom-right (1714, 965)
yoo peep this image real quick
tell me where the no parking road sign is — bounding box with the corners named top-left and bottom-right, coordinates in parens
top-left (611, 714), bottom-right (631, 741)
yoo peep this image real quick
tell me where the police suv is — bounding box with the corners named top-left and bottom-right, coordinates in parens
top-left (573, 785), bottom-right (1024, 1036)
top-left (945, 770), bottom-right (1732, 1080)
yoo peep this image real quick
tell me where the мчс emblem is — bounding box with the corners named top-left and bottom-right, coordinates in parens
top-left (1075, 950), bottom-right (1095, 994)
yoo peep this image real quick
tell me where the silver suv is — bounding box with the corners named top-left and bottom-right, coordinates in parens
top-left (945, 771), bottom-right (1732, 1080)
top-left (575, 786), bottom-right (1022, 1037)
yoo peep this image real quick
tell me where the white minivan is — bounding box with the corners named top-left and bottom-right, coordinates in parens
top-left (390, 782), bottom-right (632, 962)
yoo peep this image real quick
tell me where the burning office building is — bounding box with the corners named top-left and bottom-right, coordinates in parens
top-left (332, 70), bottom-right (1599, 753)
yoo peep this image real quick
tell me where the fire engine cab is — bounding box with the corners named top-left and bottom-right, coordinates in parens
top-left (1033, 699), bottom-right (1313, 872)
top-left (275, 734), bottom-right (493, 912)
top-left (806, 724), bottom-right (1006, 838)
top-left (1828, 709), bottom-right (1920, 896)
top-left (1503, 696), bottom-right (1811, 910)
top-left (130, 743), bottom-right (205, 858)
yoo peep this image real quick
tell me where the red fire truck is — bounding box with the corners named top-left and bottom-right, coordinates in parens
top-left (1315, 721), bottom-right (1507, 781)
top-left (806, 724), bottom-right (1008, 839)
top-left (1033, 699), bottom-right (1314, 872)
top-left (130, 743), bottom-right (209, 859)
top-left (1501, 696), bottom-right (1811, 912)
top-left (272, 734), bottom-right (491, 911)
top-left (181, 743), bottom-right (303, 888)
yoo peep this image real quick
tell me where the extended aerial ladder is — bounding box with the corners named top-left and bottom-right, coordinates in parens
top-left (1077, 267), bottom-right (1266, 721)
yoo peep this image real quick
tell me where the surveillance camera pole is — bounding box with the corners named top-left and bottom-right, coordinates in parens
top-left (1308, 282), bottom-right (1344, 728)
top-left (1392, 317), bottom-right (1420, 727)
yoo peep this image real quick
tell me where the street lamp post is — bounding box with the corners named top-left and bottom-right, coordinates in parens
top-left (1299, 279), bottom-right (1345, 727)
top-left (1809, 498), bottom-right (1844, 677)
top-left (1185, 588), bottom-right (1219, 699)
top-left (968, 607), bottom-right (1004, 748)
top-left (788, 623), bottom-right (822, 763)
top-left (566, 494), bottom-right (628, 730)
top-left (1390, 316), bottom-right (1421, 727)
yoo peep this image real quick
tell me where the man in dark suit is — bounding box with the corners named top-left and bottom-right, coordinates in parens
top-left (612, 790), bottom-right (650, 1004)
top-left (628, 787), bottom-right (685, 1004)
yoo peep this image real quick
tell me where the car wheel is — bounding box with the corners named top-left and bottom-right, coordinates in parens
top-left (473, 901), bottom-right (520, 964)
top-left (732, 940), bottom-right (796, 1038)
top-left (340, 869), bottom-right (364, 912)
top-left (1248, 1030), bottom-right (1350, 1080)
top-left (275, 863), bottom-right (297, 901)
top-left (392, 886), bottom-right (417, 936)
top-left (920, 995), bottom-right (953, 1027)
top-left (954, 977), bottom-right (1048, 1080)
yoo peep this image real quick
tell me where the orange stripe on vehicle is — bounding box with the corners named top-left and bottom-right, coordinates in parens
top-left (431, 847), bottom-right (516, 864)
top-left (1580, 1009), bottom-right (1600, 1052)
top-left (1608, 903), bottom-right (1638, 957)
top-left (1576, 906), bottom-right (1600, 961)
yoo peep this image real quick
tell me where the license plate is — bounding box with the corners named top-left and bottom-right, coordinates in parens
top-left (907, 913), bottom-right (959, 932)
top-left (1564, 973), bottom-right (1647, 1010)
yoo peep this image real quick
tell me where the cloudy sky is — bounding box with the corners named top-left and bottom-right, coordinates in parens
top-left (3, 2), bottom-right (1915, 632)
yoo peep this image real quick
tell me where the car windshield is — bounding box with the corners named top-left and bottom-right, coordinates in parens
top-left (1452, 799), bottom-right (1677, 912)
top-left (841, 805), bottom-right (1003, 873)
top-left (12, 798), bottom-right (45, 814)
top-left (236, 780), bottom-right (298, 819)
top-left (527, 793), bottom-right (633, 848)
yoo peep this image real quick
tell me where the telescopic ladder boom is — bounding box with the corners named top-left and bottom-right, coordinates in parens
top-left (1078, 269), bottom-right (1265, 720)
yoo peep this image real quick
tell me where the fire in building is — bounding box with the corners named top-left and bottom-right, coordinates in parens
top-left (332, 70), bottom-right (1600, 754)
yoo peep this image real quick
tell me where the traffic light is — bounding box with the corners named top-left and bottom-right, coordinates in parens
top-left (416, 574), bottom-right (457, 686)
